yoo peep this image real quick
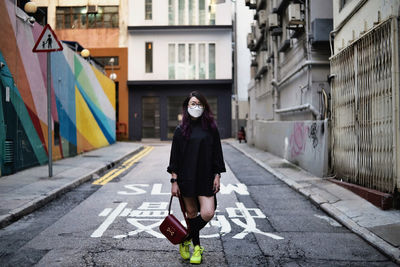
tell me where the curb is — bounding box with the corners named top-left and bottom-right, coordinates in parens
top-left (225, 142), bottom-right (400, 265)
top-left (0, 145), bottom-right (144, 230)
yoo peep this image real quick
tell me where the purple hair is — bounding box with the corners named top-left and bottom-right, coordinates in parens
top-left (181, 91), bottom-right (217, 139)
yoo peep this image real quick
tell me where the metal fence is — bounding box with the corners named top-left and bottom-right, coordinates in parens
top-left (330, 17), bottom-right (399, 193)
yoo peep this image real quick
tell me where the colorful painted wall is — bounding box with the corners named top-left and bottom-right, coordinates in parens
top-left (0, 2), bottom-right (115, 175)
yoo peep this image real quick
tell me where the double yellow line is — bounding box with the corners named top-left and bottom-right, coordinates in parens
top-left (93, 146), bottom-right (154, 185)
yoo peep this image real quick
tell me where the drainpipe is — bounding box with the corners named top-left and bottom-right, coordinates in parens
top-left (305, 0), bottom-right (311, 100)
top-left (272, 35), bottom-right (280, 119)
top-left (275, 103), bottom-right (319, 117)
top-left (275, 60), bottom-right (330, 89)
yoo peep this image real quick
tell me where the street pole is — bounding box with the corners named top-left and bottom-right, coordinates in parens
top-left (233, 0), bottom-right (239, 138)
top-left (47, 52), bottom-right (52, 177)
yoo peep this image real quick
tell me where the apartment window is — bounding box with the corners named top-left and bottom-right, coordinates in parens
top-left (178, 0), bottom-right (186, 25)
top-left (145, 42), bottom-right (153, 73)
top-left (189, 0), bottom-right (196, 25)
top-left (56, 6), bottom-right (118, 29)
top-left (92, 56), bottom-right (119, 67)
top-left (188, 44), bottom-right (196, 79)
top-left (177, 44), bottom-right (186, 79)
top-left (169, 0), bottom-right (175, 25)
top-left (168, 42), bottom-right (215, 80)
top-left (208, 43), bottom-right (215, 79)
top-left (168, 44), bottom-right (176, 79)
top-left (145, 0), bottom-right (152, 20)
top-left (199, 0), bottom-right (206, 25)
top-left (209, 1), bottom-right (216, 25)
top-left (168, 0), bottom-right (217, 25)
top-left (198, 44), bottom-right (206, 79)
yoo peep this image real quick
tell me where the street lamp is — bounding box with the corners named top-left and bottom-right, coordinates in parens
top-left (24, 1), bottom-right (37, 13)
top-left (81, 49), bottom-right (90, 58)
top-left (109, 57), bottom-right (117, 81)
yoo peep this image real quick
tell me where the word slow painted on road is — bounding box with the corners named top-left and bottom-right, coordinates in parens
top-left (117, 183), bottom-right (250, 196)
top-left (91, 183), bottom-right (283, 241)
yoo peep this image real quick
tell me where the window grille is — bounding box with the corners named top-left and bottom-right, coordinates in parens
top-left (56, 6), bottom-right (118, 29)
top-left (330, 18), bottom-right (399, 193)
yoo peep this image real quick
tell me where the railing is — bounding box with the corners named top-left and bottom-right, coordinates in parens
top-left (330, 17), bottom-right (399, 193)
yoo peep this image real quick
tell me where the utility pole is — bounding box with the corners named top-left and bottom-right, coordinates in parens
top-left (233, 0), bottom-right (239, 138)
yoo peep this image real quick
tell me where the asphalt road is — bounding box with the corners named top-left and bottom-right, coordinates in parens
top-left (0, 143), bottom-right (395, 266)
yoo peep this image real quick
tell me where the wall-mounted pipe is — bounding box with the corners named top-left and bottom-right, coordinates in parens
top-left (275, 103), bottom-right (319, 117)
top-left (272, 60), bottom-right (330, 90)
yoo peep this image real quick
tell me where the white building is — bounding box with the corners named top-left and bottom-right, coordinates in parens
top-left (246, 0), bottom-right (333, 177)
top-left (127, 0), bottom-right (232, 140)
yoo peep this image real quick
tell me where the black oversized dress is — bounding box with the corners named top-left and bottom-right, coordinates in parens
top-left (167, 119), bottom-right (226, 199)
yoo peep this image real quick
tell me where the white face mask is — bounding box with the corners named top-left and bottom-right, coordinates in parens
top-left (188, 106), bottom-right (204, 118)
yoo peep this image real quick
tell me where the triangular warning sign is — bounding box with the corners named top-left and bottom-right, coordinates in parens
top-left (32, 24), bottom-right (63, 53)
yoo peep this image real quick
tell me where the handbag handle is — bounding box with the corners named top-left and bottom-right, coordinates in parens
top-left (168, 195), bottom-right (189, 228)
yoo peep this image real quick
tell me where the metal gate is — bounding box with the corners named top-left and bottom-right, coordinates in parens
top-left (330, 17), bottom-right (400, 193)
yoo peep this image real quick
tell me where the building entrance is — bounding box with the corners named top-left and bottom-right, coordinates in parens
top-left (142, 96), bottom-right (160, 138)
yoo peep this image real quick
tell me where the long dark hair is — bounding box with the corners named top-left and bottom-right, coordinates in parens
top-left (181, 91), bottom-right (217, 139)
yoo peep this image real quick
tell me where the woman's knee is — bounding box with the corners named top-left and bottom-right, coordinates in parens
top-left (200, 209), bottom-right (215, 221)
top-left (185, 204), bottom-right (198, 218)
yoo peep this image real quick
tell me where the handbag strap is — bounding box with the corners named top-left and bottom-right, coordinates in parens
top-left (168, 195), bottom-right (189, 228)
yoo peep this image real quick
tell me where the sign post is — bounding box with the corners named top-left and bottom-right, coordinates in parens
top-left (32, 24), bottom-right (63, 177)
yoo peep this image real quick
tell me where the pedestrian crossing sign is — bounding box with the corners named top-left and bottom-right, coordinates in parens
top-left (32, 24), bottom-right (63, 53)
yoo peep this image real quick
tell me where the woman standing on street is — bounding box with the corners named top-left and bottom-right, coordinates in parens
top-left (167, 91), bottom-right (226, 264)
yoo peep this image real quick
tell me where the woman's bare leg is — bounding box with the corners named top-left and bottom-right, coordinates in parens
top-left (198, 196), bottom-right (215, 221)
top-left (182, 197), bottom-right (198, 219)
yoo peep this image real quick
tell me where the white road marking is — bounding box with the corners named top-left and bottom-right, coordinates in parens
top-left (91, 202), bottom-right (127, 238)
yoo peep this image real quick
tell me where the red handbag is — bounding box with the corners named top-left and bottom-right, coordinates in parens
top-left (159, 195), bottom-right (189, 245)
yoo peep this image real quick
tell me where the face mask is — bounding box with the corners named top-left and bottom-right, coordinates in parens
top-left (188, 106), bottom-right (204, 118)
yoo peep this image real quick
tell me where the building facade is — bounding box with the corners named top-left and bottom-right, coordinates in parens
top-left (0, 1), bottom-right (115, 175)
top-left (234, 1), bottom-right (254, 136)
top-left (32, 0), bottom-right (130, 140)
top-left (330, 0), bottom-right (400, 197)
top-left (128, 0), bottom-right (233, 140)
top-left (246, 0), bottom-right (332, 177)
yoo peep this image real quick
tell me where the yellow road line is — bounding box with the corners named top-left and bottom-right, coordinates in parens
top-left (92, 148), bottom-right (148, 185)
top-left (92, 146), bottom-right (154, 185)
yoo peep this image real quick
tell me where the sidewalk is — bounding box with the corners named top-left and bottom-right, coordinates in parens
top-left (0, 142), bottom-right (143, 229)
top-left (225, 139), bottom-right (400, 264)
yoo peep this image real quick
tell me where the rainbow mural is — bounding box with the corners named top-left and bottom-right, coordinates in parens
top-left (0, 2), bottom-right (115, 175)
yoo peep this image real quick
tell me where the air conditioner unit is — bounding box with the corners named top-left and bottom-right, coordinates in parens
top-left (260, 51), bottom-right (268, 66)
top-left (87, 5), bottom-right (98, 14)
top-left (288, 4), bottom-right (302, 25)
top-left (247, 32), bottom-right (255, 49)
top-left (268, 14), bottom-right (279, 28)
top-left (258, 10), bottom-right (267, 27)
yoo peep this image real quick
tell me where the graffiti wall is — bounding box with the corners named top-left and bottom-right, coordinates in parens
top-left (249, 119), bottom-right (329, 177)
top-left (0, 2), bottom-right (115, 175)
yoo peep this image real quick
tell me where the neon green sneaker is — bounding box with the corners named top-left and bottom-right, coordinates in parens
top-left (179, 239), bottom-right (192, 260)
top-left (190, 245), bottom-right (204, 264)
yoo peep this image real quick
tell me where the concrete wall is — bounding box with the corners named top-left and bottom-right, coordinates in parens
top-left (247, 119), bottom-right (330, 177)
top-left (128, 31), bottom-right (232, 81)
top-left (333, 0), bottom-right (400, 54)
